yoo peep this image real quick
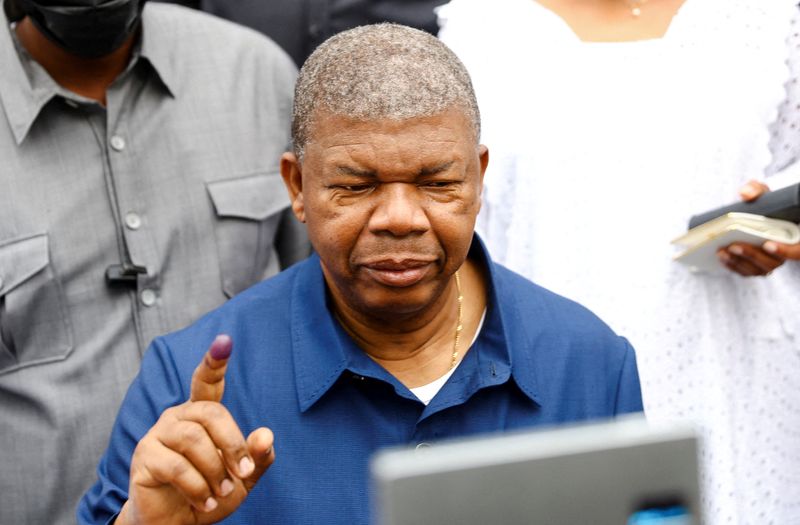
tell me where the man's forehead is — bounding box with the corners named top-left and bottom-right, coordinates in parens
top-left (306, 107), bottom-right (476, 147)
top-left (311, 121), bottom-right (467, 167)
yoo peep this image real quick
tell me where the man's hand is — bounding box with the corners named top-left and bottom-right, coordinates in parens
top-left (717, 180), bottom-right (800, 276)
top-left (116, 335), bottom-right (275, 525)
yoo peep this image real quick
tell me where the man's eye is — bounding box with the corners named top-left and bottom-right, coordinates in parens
top-left (423, 181), bottom-right (454, 188)
top-left (336, 184), bottom-right (371, 192)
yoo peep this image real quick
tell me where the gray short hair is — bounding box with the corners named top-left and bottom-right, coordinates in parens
top-left (292, 23), bottom-right (480, 159)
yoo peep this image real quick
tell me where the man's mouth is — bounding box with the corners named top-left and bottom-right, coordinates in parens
top-left (361, 259), bottom-right (435, 288)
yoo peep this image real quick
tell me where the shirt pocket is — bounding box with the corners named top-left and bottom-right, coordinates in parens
top-left (0, 233), bottom-right (73, 375)
top-left (207, 172), bottom-right (290, 298)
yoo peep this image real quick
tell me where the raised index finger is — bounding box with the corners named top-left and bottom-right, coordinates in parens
top-left (191, 334), bottom-right (233, 403)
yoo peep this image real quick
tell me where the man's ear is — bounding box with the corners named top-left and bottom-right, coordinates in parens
top-left (478, 144), bottom-right (489, 190)
top-left (280, 152), bottom-right (306, 223)
top-left (474, 145), bottom-right (489, 215)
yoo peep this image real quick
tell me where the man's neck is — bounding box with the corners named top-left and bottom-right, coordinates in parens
top-left (331, 258), bottom-right (488, 388)
top-left (15, 17), bottom-right (136, 105)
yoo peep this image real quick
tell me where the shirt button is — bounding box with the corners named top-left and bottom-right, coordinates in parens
top-left (110, 135), bottom-right (126, 151)
top-left (125, 212), bottom-right (142, 230)
top-left (415, 443), bottom-right (432, 450)
top-left (140, 289), bottom-right (157, 307)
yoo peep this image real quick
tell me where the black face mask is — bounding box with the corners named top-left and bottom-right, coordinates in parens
top-left (17, 0), bottom-right (146, 59)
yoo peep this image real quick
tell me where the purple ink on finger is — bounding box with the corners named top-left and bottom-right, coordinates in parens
top-left (209, 334), bottom-right (233, 361)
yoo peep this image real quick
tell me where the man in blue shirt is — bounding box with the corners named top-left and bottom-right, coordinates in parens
top-left (79, 23), bottom-right (643, 525)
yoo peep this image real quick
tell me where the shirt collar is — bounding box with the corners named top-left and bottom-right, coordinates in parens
top-left (290, 235), bottom-right (542, 413)
top-left (290, 255), bottom-right (350, 412)
top-left (0, 1), bottom-right (54, 145)
top-left (137, 4), bottom-right (177, 97)
top-left (0, 2), bottom-right (174, 145)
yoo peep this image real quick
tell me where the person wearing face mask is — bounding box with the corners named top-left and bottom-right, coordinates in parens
top-left (0, 0), bottom-right (307, 523)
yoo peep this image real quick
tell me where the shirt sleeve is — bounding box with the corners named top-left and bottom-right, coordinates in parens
top-left (612, 338), bottom-right (644, 416)
top-left (76, 337), bottom-right (187, 525)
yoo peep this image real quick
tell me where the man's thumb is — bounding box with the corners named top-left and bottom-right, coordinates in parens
top-left (244, 427), bottom-right (275, 491)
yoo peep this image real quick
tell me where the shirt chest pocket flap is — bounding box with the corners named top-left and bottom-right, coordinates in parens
top-left (0, 233), bottom-right (72, 375)
top-left (207, 172), bottom-right (290, 298)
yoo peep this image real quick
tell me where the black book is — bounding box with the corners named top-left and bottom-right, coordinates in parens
top-left (688, 182), bottom-right (800, 229)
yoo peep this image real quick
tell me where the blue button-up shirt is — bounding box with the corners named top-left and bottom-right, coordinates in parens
top-left (79, 237), bottom-right (643, 524)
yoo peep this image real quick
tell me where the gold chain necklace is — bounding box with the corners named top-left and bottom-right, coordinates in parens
top-left (626, 0), bottom-right (649, 18)
top-left (450, 270), bottom-right (464, 370)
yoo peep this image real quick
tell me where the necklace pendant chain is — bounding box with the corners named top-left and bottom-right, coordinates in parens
top-left (450, 270), bottom-right (464, 370)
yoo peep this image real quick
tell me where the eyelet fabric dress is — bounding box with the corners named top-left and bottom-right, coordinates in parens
top-left (439, 1), bottom-right (800, 523)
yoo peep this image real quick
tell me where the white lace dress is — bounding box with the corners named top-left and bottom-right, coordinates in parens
top-left (439, 1), bottom-right (800, 523)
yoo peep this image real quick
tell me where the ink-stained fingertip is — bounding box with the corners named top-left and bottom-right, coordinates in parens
top-left (209, 334), bottom-right (233, 361)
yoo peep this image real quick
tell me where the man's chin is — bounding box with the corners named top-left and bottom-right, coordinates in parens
top-left (353, 284), bottom-right (439, 320)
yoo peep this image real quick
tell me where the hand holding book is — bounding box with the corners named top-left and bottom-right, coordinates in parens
top-left (673, 181), bottom-right (800, 276)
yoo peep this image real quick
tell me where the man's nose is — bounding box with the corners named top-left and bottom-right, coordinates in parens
top-left (368, 183), bottom-right (430, 237)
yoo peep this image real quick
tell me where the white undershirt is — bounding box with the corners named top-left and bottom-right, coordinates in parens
top-left (409, 308), bottom-right (487, 405)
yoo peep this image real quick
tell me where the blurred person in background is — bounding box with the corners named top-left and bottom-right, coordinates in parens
top-left (439, 1), bottom-right (800, 523)
top-left (0, 0), bottom-right (306, 523)
top-left (157, 0), bottom-right (447, 67)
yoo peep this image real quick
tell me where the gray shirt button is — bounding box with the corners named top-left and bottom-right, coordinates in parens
top-left (140, 289), bottom-right (157, 307)
top-left (110, 135), bottom-right (126, 151)
top-left (125, 212), bottom-right (142, 230)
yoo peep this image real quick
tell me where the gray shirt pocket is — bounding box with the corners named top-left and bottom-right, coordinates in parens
top-left (0, 233), bottom-right (73, 375)
top-left (207, 172), bottom-right (290, 298)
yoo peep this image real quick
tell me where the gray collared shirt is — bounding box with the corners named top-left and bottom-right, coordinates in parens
top-left (0, 3), bottom-right (304, 523)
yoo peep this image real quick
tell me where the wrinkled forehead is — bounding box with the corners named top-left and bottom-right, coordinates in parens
top-left (305, 105), bottom-right (478, 148)
top-left (300, 108), bottom-right (482, 185)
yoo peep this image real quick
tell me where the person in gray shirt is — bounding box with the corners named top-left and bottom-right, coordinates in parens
top-left (0, 0), bottom-right (307, 523)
